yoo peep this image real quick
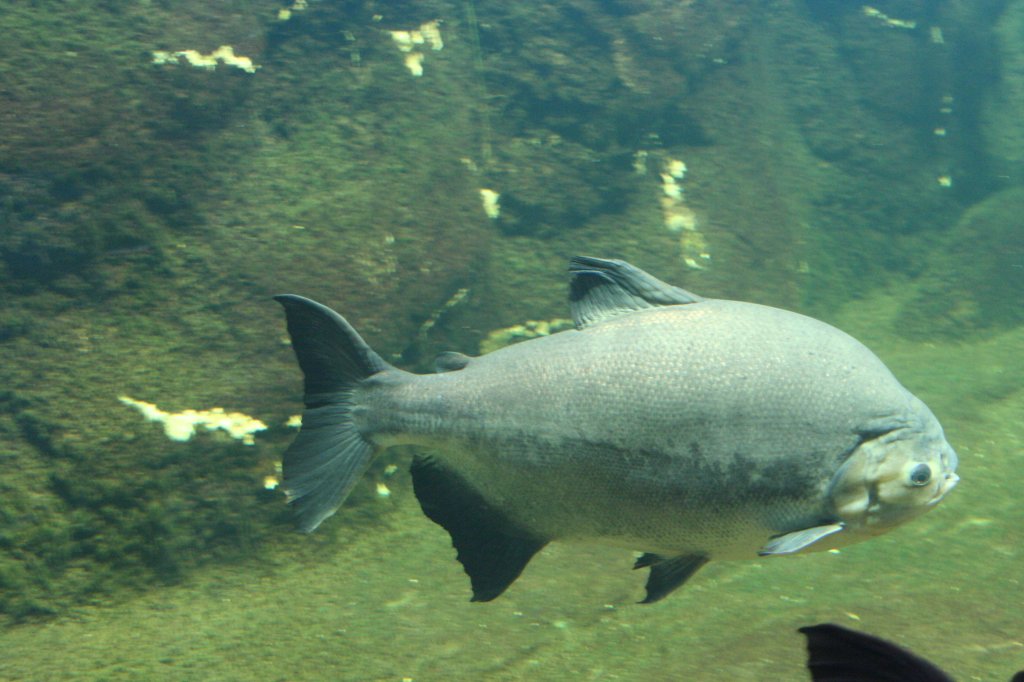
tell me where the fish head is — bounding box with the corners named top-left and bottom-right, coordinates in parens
top-left (828, 404), bottom-right (959, 536)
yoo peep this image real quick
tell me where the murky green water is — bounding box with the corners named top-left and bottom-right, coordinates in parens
top-left (1, 1), bottom-right (1022, 680)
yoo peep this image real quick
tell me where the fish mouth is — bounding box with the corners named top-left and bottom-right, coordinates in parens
top-left (929, 472), bottom-right (960, 505)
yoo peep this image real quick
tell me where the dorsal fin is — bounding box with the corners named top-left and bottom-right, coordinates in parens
top-left (567, 256), bottom-right (704, 329)
top-left (434, 351), bottom-right (472, 373)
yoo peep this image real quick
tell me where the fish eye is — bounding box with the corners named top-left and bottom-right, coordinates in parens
top-left (908, 463), bottom-right (932, 487)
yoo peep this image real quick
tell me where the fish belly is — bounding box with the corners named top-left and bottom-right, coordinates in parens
top-left (429, 436), bottom-right (817, 560)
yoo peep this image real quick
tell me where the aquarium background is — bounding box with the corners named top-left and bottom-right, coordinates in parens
top-left (0, 0), bottom-right (1021, 679)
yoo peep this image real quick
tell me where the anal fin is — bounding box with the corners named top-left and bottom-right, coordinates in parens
top-left (410, 455), bottom-right (546, 602)
top-left (634, 553), bottom-right (708, 603)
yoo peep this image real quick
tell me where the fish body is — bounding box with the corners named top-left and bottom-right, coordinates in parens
top-left (276, 257), bottom-right (959, 602)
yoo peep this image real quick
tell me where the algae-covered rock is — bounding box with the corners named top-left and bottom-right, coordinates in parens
top-left (0, 2), bottom-right (277, 285)
top-left (981, 1), bottom-right (1024, 180)
top-left (0, 0), bottom-right (491, 625)
top-left (900, 187), bottom-right (1024, 338)
top-left (485, 136), bottom-right (635, 237)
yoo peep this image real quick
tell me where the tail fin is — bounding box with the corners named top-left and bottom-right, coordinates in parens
top-left (274, 295), bottom-right (391, 532)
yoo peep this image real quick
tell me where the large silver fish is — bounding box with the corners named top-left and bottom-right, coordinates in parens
top-left (275, 256), bottom-right (959, 602)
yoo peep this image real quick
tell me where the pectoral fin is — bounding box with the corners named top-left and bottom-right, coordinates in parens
top-left (759, 523), bottom-right (844, 556)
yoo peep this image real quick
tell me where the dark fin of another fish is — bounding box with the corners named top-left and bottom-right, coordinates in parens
top-left (759, 523), bottom-right (844, 556)
top-left (633, 553), bottom-right (708, 603)
top-left (567, 256), bottom-right (704, 329)
top-left (274, 295), bottom-right (391, 533)
top-left (799, 623), bottom-right (955, 682)
top-left (410, 454), bottom-right (547, 602)
top-left (434, 351), bottom-right (472, 373)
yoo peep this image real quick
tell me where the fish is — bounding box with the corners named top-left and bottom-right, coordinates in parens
top-left (800, 623), bottom-right (1024, 681)
top-left (274, 256), bottom-right (959, 603)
